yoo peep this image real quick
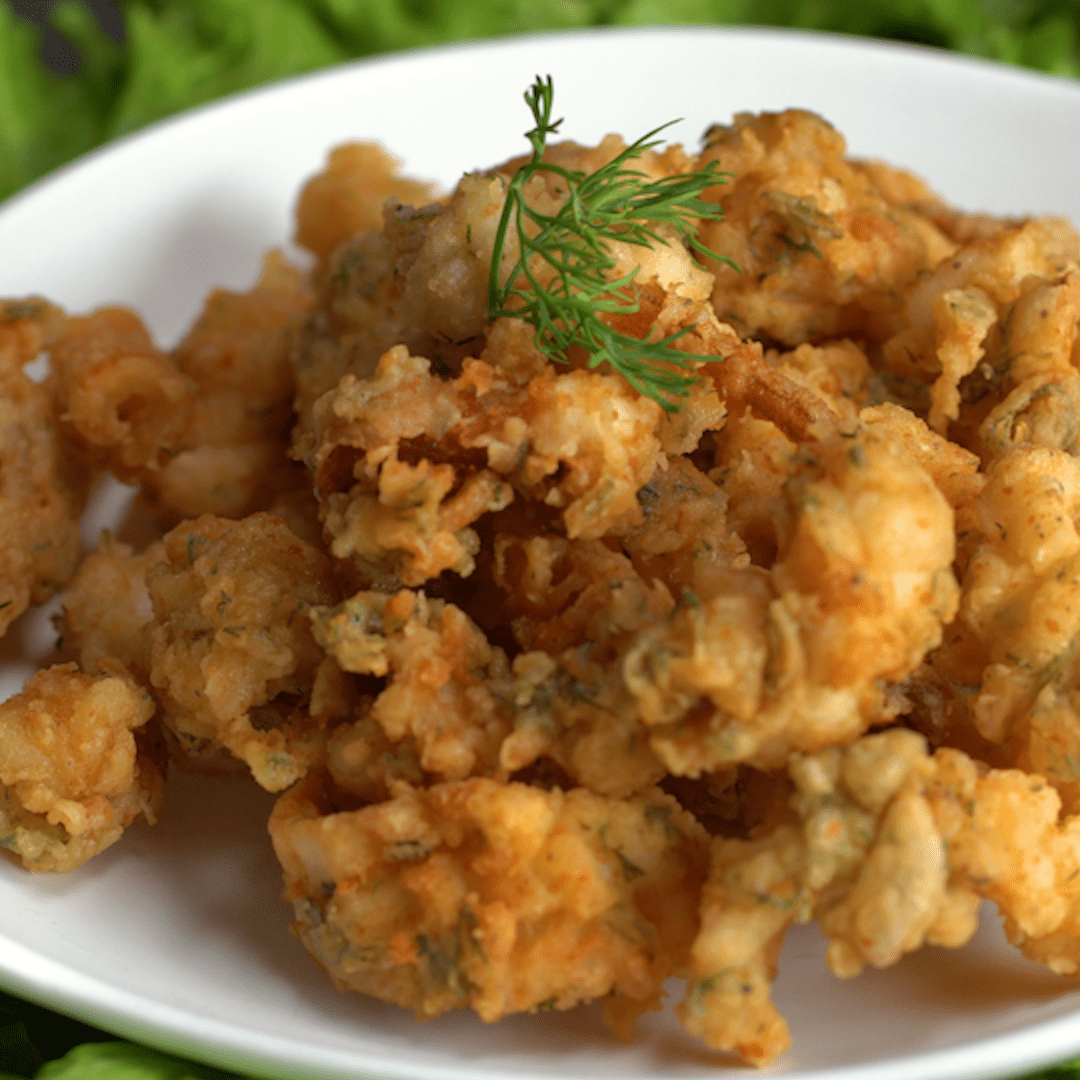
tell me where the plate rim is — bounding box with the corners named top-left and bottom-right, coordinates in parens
top-left (3, 23), bottom-right (1080, 1080)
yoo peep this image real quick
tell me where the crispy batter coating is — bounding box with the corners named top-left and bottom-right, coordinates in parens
top-left (307, 347), bottom-right (663, 586)
top-left (312, 589), bottom-right (512, 785)
top-left (678, 729), bottom-right (967, 1064)
top-left (146, 252), bottom-right (315, 524)
top-left (147, 513), bottom-right (348, 791)
top-left (59, 535), bottom-right (165, 679)
top-left (0, 298), bottom-right (90, 636)
top-left (47, 257), bottom-right (316, 529)
top-left (0, 663), bottom-right (163, 872)
top-left (294, 142), bottom-right (440, 277)
top-left (696, 110), bottom-right (955, 346)
top-left (497, 423), bottom-right (957, 801)
top-left (48, 305), bottom-right (195, 478)
top-left (270, 774), bottom-right (707, 1030)
top-left (940, 445), bottom-right (1080, 810)
top-left (681, 726), bottom-right (1080, 1063)
top-left (635, 423), bottom-right (958, 771)
top-left (879, 217), bottom-right (1080, 454)
top-left (18, 103), bottom-right (1080, 1068)
top-left (291, 172), bottom-right (506, 431)
top-left (617, 457), bottom-right (750, 600)
top-left (492, 535), bottom-right (675, 658)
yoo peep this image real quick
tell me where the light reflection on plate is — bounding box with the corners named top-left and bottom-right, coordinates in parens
top-left (1, 26), bottom-right (1080, 1080)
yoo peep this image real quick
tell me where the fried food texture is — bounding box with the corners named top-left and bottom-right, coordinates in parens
top-left (14, 100), bottom-right (1080, 1069)
top-left (878, 217), bottom-right (1080, 455)
top-left (146, 252), bottom-right (315, 523)
top-left (312, 589), bottom-right (512, 786)
top-left (306, 346), bottom-right (663, 587)
top-left (696, 110), bottom-right (956, 346)
top-left (146, 513), bottom-right (348, 791)
top-left (0, 298), bottom-right (89, 636)
top-left (270, 774), bottom-right (707, 1029)
top-left (59, 535), bottom-right (166, 679)
top-left (48, 305), bottom-right (196, 478)
top-left (295, 142), bottom-right (440, 277)
top-left (0, 664), bottom-right (163, 872)
top-left (680, 728), bottom-right (1080, 1064)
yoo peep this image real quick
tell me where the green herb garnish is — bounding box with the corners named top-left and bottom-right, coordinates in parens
top-left (487, 76), bottom-right (734, 411)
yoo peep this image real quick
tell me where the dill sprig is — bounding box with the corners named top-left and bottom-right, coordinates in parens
top-left (487, 76), bottom-right (734, 412)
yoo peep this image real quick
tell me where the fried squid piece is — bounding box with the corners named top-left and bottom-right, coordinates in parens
top-left (311, 589), bottom-right (513, 785)
top-left (0, 664), bottom-right (163, 872)
top-left (927, 749), bottom-right (1080, 977)
top-left (700, 323), bottom-right (848, 446)
top-left (0, 298), bottom-right (89, 636)
top-left (47, 305), bottom-right (195, 478)
top-left (500, 644), bottom-right (669, 798)
top-left (307, 347), bottom-right (662, 586)
top-left (269, 775), bottom-right (707, 1032)
top-left (683, 731), bottom-right (951, 1061)
top-left (145, 252), bottom-right (316, 524)
top-left (628, 423), bottom-right (958, 772)
top-left (950, 445), bottom-right (1080, 807)
top-left (695, 109), bottom-right (955, 346)
top-left (762, 339), bottom-right (872, 423)
top-left (616, 457), bottom-right (750, 600)
top-left (677, 729), bottom-right (978, 1065)
top-left (681, 726), bottom-right (1080, 1066)
top-left (294, 141), bottom-right (439, 280)
top-left (492, 535), bottom-right (675, 656)
top-left (852, 158), bottom-right (1019, 247)
top-left (147, 513), bottom-right (348, 791)
top-left (859, 402), bottom-right (986, 572)
top-left (708, 413), bottom-right (799, 566)
top-left (502, 425), bottom-right (957, 789)
top-left (879, 217), bottom-right (1080, 451)
top-left (59, 535), bottom-right (166, 679)
top-left (292, 170), bottom-right (506, 428)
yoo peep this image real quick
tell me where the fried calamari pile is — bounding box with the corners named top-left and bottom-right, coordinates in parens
top-left (4, 107), bottom-right (1080, 1067)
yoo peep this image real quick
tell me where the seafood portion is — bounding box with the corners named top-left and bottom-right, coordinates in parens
top-left (4, 103), bottom-right (1080, 1068)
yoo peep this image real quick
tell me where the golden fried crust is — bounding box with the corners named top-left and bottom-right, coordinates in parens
top-left (308, 347), bottom-right (662, 587)
top-left (492, 535), bottom-right (674, 657)
top-left (147, 513), bottom-right (347, 791)
top-left (295, 142), bottom-right (440, 275)
top-left (628, 424), bottom-right (958, 772)
top-left (312, 589), bottom-right (512, 785)
top-left (145, 252), bottom-right (315, 524)
top-left (20, 105), bottom-right (1080, 1069)
top-left (0, 298), bottom-right (89, 636)
top-left (270, 775), bottom-right (707, 1029)
top-left (59, 536), bottom-right (165, 679)
top-left (0, 663), bottom-right (162, 872)
top-left (696, 110), bottom-right (956, 347)
top-left (879, 218), bottom-right (1080, 456)
top-left (48, 305), bottom-right (195, 478)
top-left (617, 456), bottom-right (749, 600)
top-left (938, 445), bottom-right (1080, 810)
top-left (496, 423), bottom-right (958, 797)
top-left (681, 725), bottom-right (1080, 1066)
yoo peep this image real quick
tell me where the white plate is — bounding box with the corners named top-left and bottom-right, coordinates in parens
top-left (2, 25), bottom-right (1080, 1080)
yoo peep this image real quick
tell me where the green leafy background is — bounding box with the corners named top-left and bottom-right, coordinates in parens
top-left (3, 0), bottom-right (1080, 203)
top-left (2, 0), bottom-right (1080, 1075)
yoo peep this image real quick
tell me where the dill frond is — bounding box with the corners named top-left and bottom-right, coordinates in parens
top-left (487, 76), bottom-right (734, 412)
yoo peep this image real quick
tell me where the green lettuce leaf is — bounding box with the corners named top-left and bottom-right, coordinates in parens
top-left (0, 1), bottom-right (110, 199)
top-left (0, 1010), bottom-right (44, 1079)
top-left (106, 0), bottom-right (346, 137)
top-left (36, 1043), bottom-right (234, 1080)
